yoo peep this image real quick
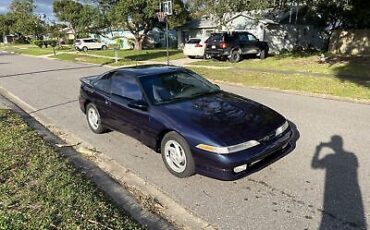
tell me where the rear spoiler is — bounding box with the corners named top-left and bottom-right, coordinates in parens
top-left (80, 75), bottom-right (99, 86)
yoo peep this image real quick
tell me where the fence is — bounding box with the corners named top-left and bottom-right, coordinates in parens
top-left (329, 29), bottom-right (370, 56)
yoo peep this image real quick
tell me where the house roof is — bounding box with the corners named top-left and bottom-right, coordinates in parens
top-left (180, 16), bottom-right (218, 29)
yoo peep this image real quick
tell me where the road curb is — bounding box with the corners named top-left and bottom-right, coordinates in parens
top-left (0, 87), bottom-right (217, 230)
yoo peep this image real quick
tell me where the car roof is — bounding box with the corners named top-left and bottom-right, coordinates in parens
top-left (115, 65), bottom-right (184, 78)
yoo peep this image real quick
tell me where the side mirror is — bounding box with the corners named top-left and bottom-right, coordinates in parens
top-left (128, 100), bottom-right (148, 111)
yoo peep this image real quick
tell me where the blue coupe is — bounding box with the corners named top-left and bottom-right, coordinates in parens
top-left (79, 65), bottom-right (297, 180)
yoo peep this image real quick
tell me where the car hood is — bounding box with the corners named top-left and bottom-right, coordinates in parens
top-left (158, 91), bottom-right (286, 146)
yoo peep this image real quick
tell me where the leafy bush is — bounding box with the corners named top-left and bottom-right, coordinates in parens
top-left (33, 40), bottom-right (44, 48)
top-left (66, 39), bottom-right (74, 45)
top-left (47, 40), bottom-right (57, 47)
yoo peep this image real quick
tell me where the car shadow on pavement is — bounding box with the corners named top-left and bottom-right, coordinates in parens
top-left (0, 66), bottom-right (101, 79)
top-left (312, 135), bottom-right (367, 229)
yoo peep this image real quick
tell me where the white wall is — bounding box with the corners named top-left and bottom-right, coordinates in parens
top-left (265, 24), bottom-right (326, 53)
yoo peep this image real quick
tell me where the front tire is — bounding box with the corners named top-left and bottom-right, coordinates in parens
top-left (86, 103), bottom-right (106, 134)
top-left (101, 45), bottom-right (107, 50)
top-left (161, 132), bottom-right (195, 178)
top-left (82, 46), bottom-right (88, 52)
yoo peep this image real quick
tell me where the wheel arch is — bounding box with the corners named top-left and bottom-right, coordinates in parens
top-left (84, 99), bottom-right (92, 113)
top-left (155, 129), bottom-right (174, 152)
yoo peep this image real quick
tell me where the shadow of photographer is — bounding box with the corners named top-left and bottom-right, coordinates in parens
top-left (312, 135), bottom-right (367, 229)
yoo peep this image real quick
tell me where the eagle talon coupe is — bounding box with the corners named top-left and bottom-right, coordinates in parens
top-left (79, 65), bottom-right (297, 180)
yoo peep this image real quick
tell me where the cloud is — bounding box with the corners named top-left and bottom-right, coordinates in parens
top-left (0, 0), bottom-right (54, 19)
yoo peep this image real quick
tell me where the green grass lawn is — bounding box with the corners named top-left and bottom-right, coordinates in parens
top-left (53, 53), bottom-right (136, 66)
top-left (191, 54), bottom-right (370, 78)
top-left (0, 109), bottom-right (143, 229)
top-left (191, 67), bottom-right (370, 101)
top-left (0, 45), bottom-right (74, 56)
top-left (88, 49), bottom-right (185, 61)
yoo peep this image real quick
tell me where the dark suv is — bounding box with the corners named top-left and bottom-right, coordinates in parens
top-left (205, 31), bottom-right (269, 62)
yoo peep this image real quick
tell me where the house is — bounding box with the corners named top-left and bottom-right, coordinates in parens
top-left (3, 34), bottom-right (16, 44)
top-left (60, 27), bottom-right (75, 43)
top-left (178, 6), bottom-right (326, 53)
top-left (90, 27), bottom-right (177, 49)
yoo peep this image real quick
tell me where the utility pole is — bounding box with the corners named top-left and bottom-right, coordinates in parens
top-left (166, 19), bottom-right (169, 65)
top-left (158, 1), bottom-right (172, 66)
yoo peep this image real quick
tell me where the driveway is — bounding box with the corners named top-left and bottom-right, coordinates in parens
top-left (1, 53), bottom-right (369, 230)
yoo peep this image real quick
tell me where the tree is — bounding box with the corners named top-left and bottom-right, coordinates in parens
top-left (306, 0), bottom-right (370, 50)
top-left (9, 0), bottom-right (43, 37)
top-left (0, 14), bottom-right (14, 38)
top-left (188, 0), bottom-right (270, 29)
top-left (109, 0), bottom-right (188, 50)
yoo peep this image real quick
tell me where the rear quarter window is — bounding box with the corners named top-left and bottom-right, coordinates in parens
top-left (187, 39), bottom-right (201, 44)
top-left (111, 74), bottom-right (142, 101)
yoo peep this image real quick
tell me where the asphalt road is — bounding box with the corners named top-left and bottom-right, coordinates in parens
top-left (1, 53), bottom-right (369, 230)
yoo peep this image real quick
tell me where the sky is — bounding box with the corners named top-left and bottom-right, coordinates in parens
top-left (0, 0), bottom-right (55, 20)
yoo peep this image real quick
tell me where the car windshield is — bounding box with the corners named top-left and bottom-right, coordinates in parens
top-left (140, 70), bottom-right (220, 105)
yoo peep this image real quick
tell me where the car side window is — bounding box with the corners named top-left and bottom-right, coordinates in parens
top-left (111, 73), bottom-right (143, 101)
top-left (248, 34), bottom-right (257, 41)
top-left (238, 33), bottom-right (249, 42)
top-left (93, 72), bottom-right (113, 93)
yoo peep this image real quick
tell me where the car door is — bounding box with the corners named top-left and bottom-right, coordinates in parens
top-left (90, 71), bottom-right (114, 127)
top-left (237, 33), bottom-right (249, 54)
top-left (246, 33), bottom-right (260, 54)
top-left (108, 72), bottom-right (152, 144)
top-left (92, 39), bottom-right (100, 49)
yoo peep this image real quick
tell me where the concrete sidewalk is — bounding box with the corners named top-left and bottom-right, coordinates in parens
top-left (1, 54), bottom-right (369, 230)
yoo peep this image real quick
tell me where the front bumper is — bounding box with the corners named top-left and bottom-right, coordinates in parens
top-left (192, 128), bottom-right (298, 180)
top-left (79, 96), bottom-right (86, 114)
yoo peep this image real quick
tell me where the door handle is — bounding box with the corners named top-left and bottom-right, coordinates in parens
top-left (105, 99), bottom-right (111, 105)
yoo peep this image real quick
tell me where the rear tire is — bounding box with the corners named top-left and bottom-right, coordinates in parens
top-left (259, 49), bottom-right (267, 59)
top-left (101, 45), bottom-right (107, 50)
top-left (229, 50), bottom-right (241, 63)
top-left (161, 131), bottom-right (195, 178)
top-left (86, 103), bottom-right (106, 134)
top-left (204, 53), bottom-right (212, 59)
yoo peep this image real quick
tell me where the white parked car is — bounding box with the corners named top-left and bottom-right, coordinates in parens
top-left (183, 37), bottom-right (208, 59)
top-left (74, 38), bottom-right (108, 51)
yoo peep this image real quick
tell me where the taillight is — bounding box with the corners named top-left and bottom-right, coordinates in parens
top-left (220, 41), bottom-right (227, 49)
top-left (195, 43), bottom-right (203, 48)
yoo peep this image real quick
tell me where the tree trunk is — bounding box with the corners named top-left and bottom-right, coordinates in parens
top-left (134, 36), bottom-right (144, 50)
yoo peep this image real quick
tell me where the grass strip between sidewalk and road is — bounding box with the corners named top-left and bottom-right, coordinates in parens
top-left (190, 67), bottom-right (370, 101)
top-left (88, 49), bottom-right (185, 62)
top-left (0, 45), bottom-right (72, 56)
top-left (52, 53), bottom-right (137, 66)
top-left (0, 109), bottom-right (144, 229)
top-left (190, 54), bottom-right (370, 78)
